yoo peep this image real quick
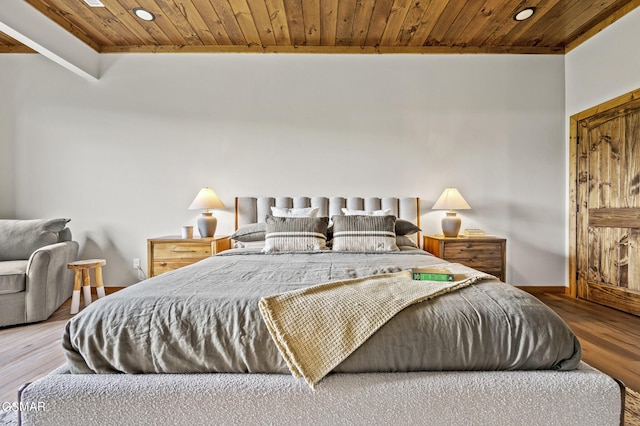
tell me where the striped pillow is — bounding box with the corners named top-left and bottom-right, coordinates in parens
top-left (332, 215), bottom-right (399, 252)
top-left (263, 216), bottom-right (329, 253)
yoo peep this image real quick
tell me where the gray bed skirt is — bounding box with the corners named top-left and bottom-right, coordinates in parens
top-left (18, 362), bottom-right (622, 426)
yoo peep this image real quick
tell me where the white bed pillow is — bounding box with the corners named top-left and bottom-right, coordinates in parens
top-left (341, 208), bottom-right (392, 216)
top-left (271, 206), bottom-right (319, 218)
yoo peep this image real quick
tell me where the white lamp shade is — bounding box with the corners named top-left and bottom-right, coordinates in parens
top-left (431, 188), bottom-right (471, 211)
top-left (188, 187), bottom-right (226, 211)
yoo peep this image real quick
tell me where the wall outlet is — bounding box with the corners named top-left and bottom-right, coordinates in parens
top-left (133, 258), bottom-right (140, 269)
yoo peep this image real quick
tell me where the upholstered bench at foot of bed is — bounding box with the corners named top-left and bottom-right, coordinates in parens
top-left (19, 362), bottom-right (622, 426)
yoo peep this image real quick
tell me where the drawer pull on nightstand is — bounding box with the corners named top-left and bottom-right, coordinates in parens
top-left (170, 249), bottom-right (197, 253)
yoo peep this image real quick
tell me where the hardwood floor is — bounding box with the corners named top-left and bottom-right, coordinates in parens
top-left (1, 290), bottom-right (638, 424)
top-left (0, 288), bottom-right (118, 404)
top-left (536, 293), bottom-right (640, 426)
top-left (535, 293), bottom-right (640, 392)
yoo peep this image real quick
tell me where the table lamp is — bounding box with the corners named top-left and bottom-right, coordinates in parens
top-left (188, 187), bottom-right (225, 237)
top-left (432, 188), bottom-right (471, 237)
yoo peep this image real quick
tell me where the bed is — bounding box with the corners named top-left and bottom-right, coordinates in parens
top-left (18, 197), bottom-right (623, 425)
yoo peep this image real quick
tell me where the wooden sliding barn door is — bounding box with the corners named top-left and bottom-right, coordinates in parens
top-left (573, 91), bottom-right (640, 316)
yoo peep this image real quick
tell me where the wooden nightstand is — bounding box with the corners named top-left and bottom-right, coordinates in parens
top-left (423, 235), bottom-right (507, 282)
top-left (147, 235), bottom-right (231, 278)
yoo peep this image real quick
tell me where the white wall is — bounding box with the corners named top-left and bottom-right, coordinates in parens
top-left (0, 55), bottom-right (17, 218)
top-left (0, 52), bottom-right (566, 286)
top-left (566, 7), bottom-right (640, 115)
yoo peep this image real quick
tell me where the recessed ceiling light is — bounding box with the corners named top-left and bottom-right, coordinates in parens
top-left (82, 0), bottom-right (105, 6)
top-left (514, 7), bottom-right (536, 21)
top-left (133, 8), bottom-right (155, 21)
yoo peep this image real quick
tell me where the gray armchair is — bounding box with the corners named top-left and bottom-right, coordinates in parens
top-left (0, 219), bottom-right (79, 327)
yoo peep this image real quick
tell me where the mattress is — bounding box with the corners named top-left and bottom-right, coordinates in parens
top-left (63, 249), bottom-right (581, 375)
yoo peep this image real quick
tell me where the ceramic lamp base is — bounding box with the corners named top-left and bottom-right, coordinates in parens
top-left (441, 211), bottom-right (461, 237)
top-left (197, 212), bottom-right (217, 238)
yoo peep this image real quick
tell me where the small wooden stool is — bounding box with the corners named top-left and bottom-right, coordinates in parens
top-left (67, 259), bottom-right (106, 314)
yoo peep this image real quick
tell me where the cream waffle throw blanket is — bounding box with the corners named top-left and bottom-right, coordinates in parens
top-left (259, 263), bottom-right (494, 389)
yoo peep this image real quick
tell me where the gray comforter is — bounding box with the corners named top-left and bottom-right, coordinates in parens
top-left (63, 250), bottom-right (581, 374)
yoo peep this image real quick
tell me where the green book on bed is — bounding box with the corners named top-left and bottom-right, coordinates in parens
top-left (411, 268), bottom-right (454, 282)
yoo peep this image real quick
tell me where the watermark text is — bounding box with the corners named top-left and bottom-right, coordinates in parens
top-left (2, 401), bottom-right (46, 412)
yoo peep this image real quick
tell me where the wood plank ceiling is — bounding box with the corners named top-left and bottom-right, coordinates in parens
top-left (0, 31), bottom-right (35, 53)
top-left (2, 0), bottom-right (640, 54)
